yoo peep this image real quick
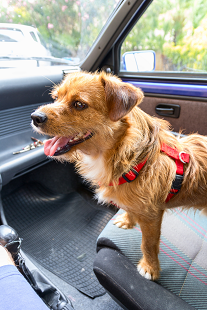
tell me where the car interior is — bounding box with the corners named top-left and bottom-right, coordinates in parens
top-left (0, 0), bottom-right (207, 309)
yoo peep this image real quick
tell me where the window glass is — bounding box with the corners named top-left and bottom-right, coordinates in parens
top-left (0, 28), bottom-right (24, 42)
top-left (0, 0), bottom-right (119, 69)
top-left (121, 0), bottom-right (207, 73)
top-left (30, 31), bottom-right (38, 42)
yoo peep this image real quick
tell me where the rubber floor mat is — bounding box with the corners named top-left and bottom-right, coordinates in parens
top-left (3, 182), bottom-right (114, 298)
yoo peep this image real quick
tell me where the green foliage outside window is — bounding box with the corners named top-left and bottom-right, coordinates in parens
top-left (121, 0), bottom-right (207, 72)
top-left (0, 0), bottom-right (118, 60)
top-left (1, 0), bottom-right (207, 72)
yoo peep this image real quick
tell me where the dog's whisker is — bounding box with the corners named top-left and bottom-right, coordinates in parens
top-left (42, 75), bottom-right (58, 87)
top-left (42, 88), bottom-right (52, 97)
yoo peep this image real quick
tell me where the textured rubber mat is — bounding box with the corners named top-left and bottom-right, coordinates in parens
top-left (3, 183), bottom-right (114, 298)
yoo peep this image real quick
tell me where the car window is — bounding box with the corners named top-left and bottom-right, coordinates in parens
top-left (0, 0), bottom-right (120, 69)
top-left (29, 31), bottom-right (38, 42)
top-left (0, 28), bottom-right (24, 42)
top-left (121, 0), bottom-right (207, 74)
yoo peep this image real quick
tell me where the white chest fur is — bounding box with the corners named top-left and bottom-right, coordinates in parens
top-left (81, 154), bottom-right (110, 205)
top-left (81, 154), bottom-right (128, 209)
top-left (81, 153), bottom-right (105, 183)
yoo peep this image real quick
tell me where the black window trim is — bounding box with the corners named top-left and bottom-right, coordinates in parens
top-left (81, 0), bottom-right (150, 72)
top-left (113, 0), bottom-right (152, 74)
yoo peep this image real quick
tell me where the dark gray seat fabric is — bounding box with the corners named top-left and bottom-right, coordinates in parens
top-left (94, 208), bottom-right (207, 309)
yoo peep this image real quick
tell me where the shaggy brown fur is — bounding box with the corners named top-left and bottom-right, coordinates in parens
top-left (31, 71), bottom-right (207, 280)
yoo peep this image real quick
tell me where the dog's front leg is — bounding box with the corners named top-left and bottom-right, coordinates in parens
top-left (137, 210), bottom-right (164, 281)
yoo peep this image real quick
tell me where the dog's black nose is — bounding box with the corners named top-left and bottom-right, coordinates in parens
top-left (31, 111), bottom-right (47, 127)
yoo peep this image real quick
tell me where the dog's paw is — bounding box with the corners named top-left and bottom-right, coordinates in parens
top-left (113, 212), bottom-right (136, 229)
top-left (137, 265), bottom-right (152, 280)
top-left (137, 259), bottom-right (160, 281)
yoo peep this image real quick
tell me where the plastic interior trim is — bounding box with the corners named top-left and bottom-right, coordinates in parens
top-left (122, 79), bottom-right (207, 98)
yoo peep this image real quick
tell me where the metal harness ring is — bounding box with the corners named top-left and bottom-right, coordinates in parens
top-left (179, 151), bottom-right (187, 164)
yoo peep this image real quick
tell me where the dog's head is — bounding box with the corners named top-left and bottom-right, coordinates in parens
top-left (31, 71), bottom-right (143, 159)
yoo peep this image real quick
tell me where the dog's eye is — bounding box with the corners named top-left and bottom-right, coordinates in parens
top-left (73, 101), bottom-right (88, 111)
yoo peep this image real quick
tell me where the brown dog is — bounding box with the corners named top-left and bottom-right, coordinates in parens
top-left (31, 71), bottom-right (207, 280)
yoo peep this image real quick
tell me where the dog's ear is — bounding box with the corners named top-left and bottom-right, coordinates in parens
top-left (100, 73), bottom-right (144, 121)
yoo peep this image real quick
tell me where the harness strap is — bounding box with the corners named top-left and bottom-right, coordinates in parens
top-left (161, 143), bottom-right (189, 202)
top-left (109, 143), bottom-right (189, 203)
top-left (109, 158), bottom-right (147, 186)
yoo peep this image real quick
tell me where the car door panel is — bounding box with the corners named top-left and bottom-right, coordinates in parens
top-left (0, 67), bottom-right (67, 186)
top-left (120, 79), bottom-right (207, 136)
top-left (139, 96), bottom-right (207, 135)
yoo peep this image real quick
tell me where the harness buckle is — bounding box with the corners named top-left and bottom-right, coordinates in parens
top-left (122, 168), bottom-right (139, 183)
top-left (172, 174), bottom-right (184, 190)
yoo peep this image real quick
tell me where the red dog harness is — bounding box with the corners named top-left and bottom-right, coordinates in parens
top-left (109, 143), bottom-right (190, 203)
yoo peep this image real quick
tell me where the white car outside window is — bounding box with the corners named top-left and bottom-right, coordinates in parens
top-left (0, 23), bottom-right (51, 68)
top-left (0, 0), bottom-right (120, 70)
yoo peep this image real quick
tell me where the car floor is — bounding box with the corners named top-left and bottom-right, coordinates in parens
top-left (28, 255), bottom-right (123, 310)
top-left (1, 161), bottom-right (123, 310)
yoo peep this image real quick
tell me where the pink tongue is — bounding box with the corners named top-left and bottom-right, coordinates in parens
top-left (44, 136), bottom-right (71, 156)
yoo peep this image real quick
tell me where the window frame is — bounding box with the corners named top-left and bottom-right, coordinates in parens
top-left (81, 0), bottom-right (150, 72)
top-left (114, 0), bottom-right (207, 83)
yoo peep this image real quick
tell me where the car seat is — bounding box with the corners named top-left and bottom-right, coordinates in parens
top-left (94, 208), bottom-right (207, 310)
